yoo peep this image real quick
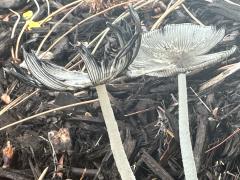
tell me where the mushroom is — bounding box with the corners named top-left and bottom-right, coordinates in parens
top-left (6, 6), bottom-right (141, 180)
top-left (6, 11), bottom-right (237, 180)
top-left (128, 23), bottom-right (237, 180)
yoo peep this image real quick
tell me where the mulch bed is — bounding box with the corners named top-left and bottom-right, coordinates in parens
top-left (0, 0), bottom-right (240, 179)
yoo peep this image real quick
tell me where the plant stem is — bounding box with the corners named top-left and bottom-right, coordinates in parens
top-left (177, 73), bottom-right (198, 180)
top-left (95, 84), bottom-right (135, 180)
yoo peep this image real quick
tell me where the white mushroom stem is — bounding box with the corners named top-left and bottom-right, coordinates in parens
top-left (178, 73), bottom-right (198, 180)
top-left (96, 84), bottom-right (135, 180)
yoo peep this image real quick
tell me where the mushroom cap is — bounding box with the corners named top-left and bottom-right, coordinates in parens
top-left (128, 23), bottom-right (237, 77)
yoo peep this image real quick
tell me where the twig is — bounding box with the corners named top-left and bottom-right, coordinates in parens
top-left (224, 0), bottom-right (240, 6)
top-left (79, 168), bottom-right (86, 180)
top-left (9, 9), bottom-right (20, 60)
top-left (182, 4), bottom-right (204, 26)
top-left (64, 54), bottom-right (81, 69)
top-left (47, 132), bottom-right (58, 177)
top-left (124, 107), bottom-right (155, 117)
top-left (15, 0), bottom-right (40, 60)
top-left (6, 80), bottom-right (18, 95)
top-left (11, 89), bottom-right (39, 109)
top-left (0, 99), bottom-right (98, 131)
top-left (37, 1), bottom-right (83, 55)
top-left (40, 0), bottom-right (84, 25)
top-left (193, 109), bottom-right (208, 171)
top-left (40, 0), bottom-right (141, 57)
top-left (0, 89), bottom-right (39, 117)
top-left (9, 9), bottom-right (20, 39)
top-left (38, 135), bottom-right (57, 174)
top-left (199, 62), bottom-right (240, 92)
top-left (141, 150), bottom-right (174, 180)
top-left (69, 167), bottom-right (98, 177)
top-left (0, 93), bottom-right (27, 116)
top-left (38, 167), bottom-right (48, 180)
top-left (205, 128), bottom-right (240, 153)
top-left (68, 60), bottom-right (83, 70)
top-left (151, 0), bottom-right (185, 30)
top-left (88, 0), bottom-right (153, 49)
top-left (190, 87), bottom-right (211, 112)
top-left (45, 0), bottom-right (50, 16)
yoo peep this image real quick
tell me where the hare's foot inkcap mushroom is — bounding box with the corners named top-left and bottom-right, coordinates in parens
top-left (6, 6), bottom-right (141, 180)
top-left (128, 23), bottom-right (237, 180)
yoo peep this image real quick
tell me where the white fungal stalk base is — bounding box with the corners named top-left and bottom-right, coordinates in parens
top-left (178, 73), bottom-right (198, 180)
top-left (96, 84), bottom-right (135, 180)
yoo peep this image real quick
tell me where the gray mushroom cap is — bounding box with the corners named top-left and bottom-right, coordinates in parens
top-left (127, 23), bottom-right (237, 77)
top-left (7, 6), bottom-right (141, 91)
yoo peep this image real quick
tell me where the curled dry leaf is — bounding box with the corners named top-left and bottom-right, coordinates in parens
top-left (55, 154), bottom-right (64, 178)
top-left (1, 93), bottom-right (11, 104)
top-left (85, 112), bottom-right (93, 117)
top-left (2, 141), bottom-right (15, 168)
top-left (48, 128), bottom-right (72, 154)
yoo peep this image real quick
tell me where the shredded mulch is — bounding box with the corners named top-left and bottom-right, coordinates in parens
top-left (0, 0), bottom-right (240, 179)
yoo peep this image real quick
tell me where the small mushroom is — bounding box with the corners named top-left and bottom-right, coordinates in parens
top-left (6, 6), bottom-right (141, 180)
top-left (128, 23), bottom-right (237, 180)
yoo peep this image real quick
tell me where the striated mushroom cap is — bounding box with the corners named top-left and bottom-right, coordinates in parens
top-left (128, 23), bottom-right (237, 77)
top-left (6, 6), bottom-right (141, 91)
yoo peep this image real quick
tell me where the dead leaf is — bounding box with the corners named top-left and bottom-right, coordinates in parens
top-left (1, 93), bottom-right (11, 104)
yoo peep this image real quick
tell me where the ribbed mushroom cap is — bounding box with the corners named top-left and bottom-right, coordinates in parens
top-left (22, 48), bottom-right (92, 90)
top-left (7, 6), bottom-right (141, 91)
top-left (128, 23), bottom-right (237, 77)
